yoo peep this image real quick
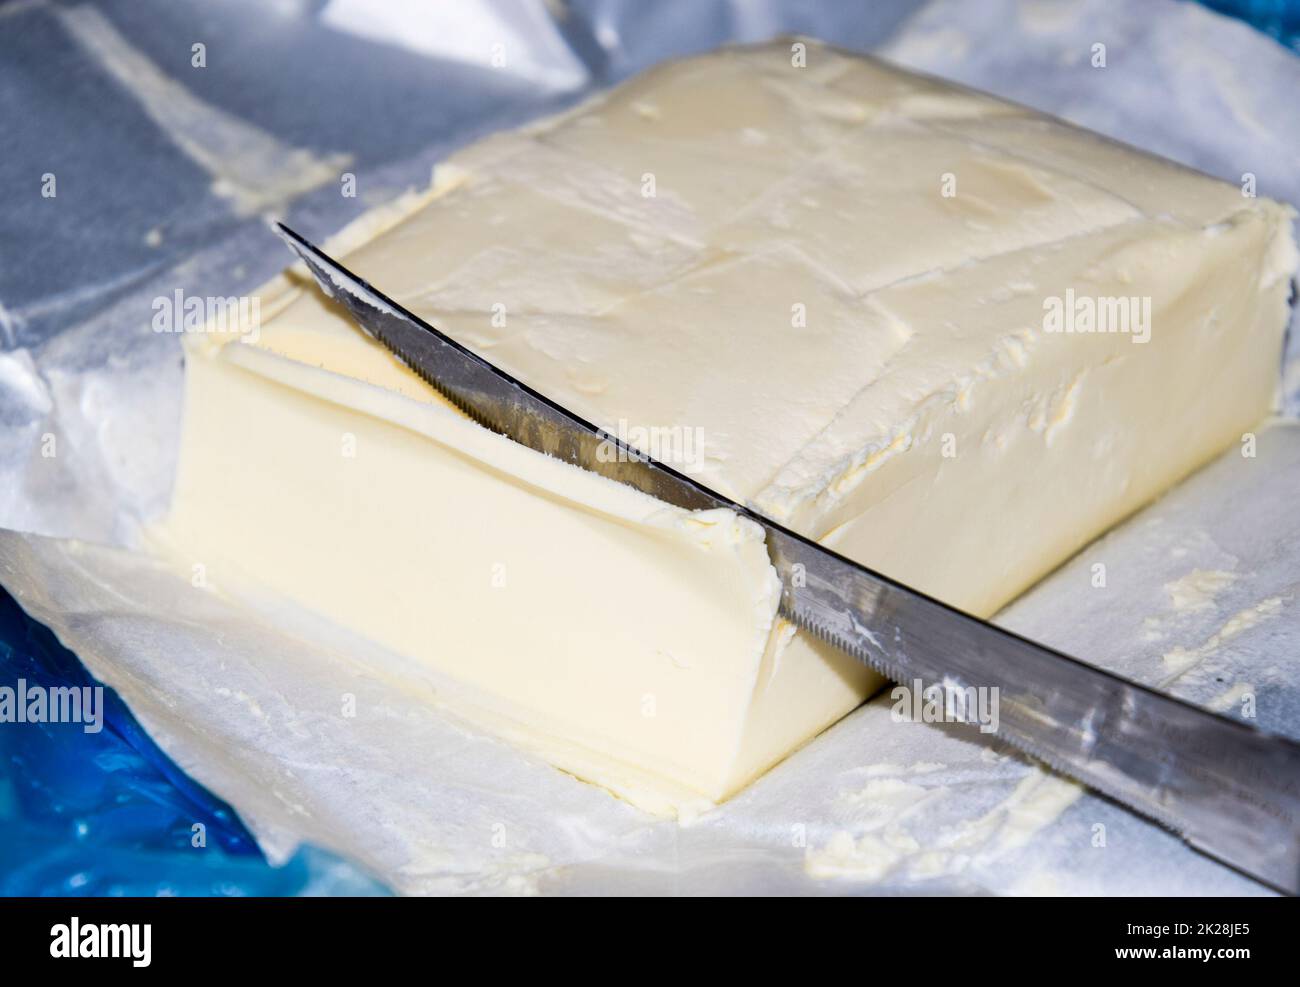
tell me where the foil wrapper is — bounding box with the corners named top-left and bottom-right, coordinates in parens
top-left (1, 0), bottom-right (1297, 894)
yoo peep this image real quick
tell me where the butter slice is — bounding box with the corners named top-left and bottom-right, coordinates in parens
top-left (156, 41), bottom-right (1297, 816)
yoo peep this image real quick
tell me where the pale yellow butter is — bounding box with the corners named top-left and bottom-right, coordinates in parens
top-left (155, 41), bottom-right (1297, 815)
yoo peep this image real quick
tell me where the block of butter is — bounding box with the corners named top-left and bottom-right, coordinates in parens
top-left (156, 40), bottom-right (1297, 817)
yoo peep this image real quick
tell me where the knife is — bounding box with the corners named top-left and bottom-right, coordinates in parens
top-left (273, 221), bottom-right (1300, 894)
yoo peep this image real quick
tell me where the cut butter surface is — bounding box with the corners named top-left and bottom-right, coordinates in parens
top-left (156, 41), bottom-right (1297, 817)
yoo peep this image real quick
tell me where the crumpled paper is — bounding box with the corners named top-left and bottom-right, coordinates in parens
top-left (1, 0), bottom-right (1297, 895)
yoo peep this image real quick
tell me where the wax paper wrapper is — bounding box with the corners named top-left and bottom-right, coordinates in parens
top-left (0, 0), bottom-right (1298, 895)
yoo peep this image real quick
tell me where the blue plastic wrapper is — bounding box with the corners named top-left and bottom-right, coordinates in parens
top-left (0, 587), bottom-right (388, 895)
top-left (1203, 0), bottom-right (1300, 51)
top-left (1, 0), bottom-right (1298, 897)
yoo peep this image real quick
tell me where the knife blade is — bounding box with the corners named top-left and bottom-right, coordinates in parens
top-left (273, 221), bottom-right (1300, 894)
